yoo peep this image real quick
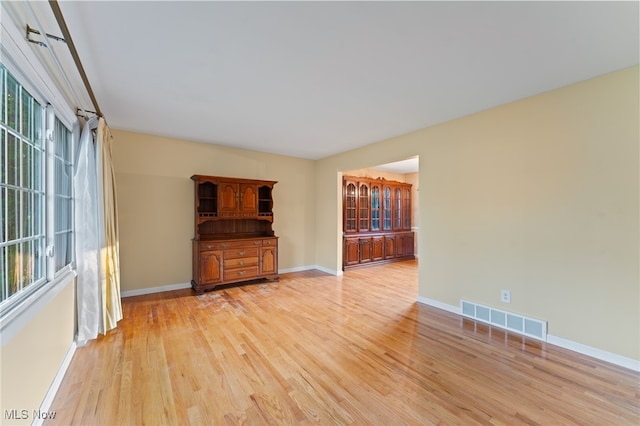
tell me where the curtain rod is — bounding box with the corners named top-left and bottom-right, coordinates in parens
top-left (48, 0), bottom-right (102, 117)
top-left (24, 0), bottom-right (89, 118)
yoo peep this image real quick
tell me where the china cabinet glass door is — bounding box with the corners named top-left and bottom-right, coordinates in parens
top-left (345, 182), bottom-right (357, 232)
top-left (370, 186), bottom-right (380, 231)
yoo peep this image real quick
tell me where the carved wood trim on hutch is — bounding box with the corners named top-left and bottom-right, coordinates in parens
top-left (343, 175), bottom-right (415, 270)
top-left (191, 175), bottom-right (279, 294)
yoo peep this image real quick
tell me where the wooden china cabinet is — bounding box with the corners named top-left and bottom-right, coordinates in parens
top-left (343, 175), bottom-right (414, 270)
top-left (191, 175), bottom-right (278, 294)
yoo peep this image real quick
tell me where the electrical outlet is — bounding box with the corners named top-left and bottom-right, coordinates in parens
top-left (501, 289), bottom-right (511, 303)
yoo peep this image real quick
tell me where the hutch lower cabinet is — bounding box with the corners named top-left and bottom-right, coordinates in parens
top-left (343, 175), bottom-right (415, 270)
top-left (191, 175), bottom-right (278, 294)
top-left (343, 232), bottom-right (414, 269)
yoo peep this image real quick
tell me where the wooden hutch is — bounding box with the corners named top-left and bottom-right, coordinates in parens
top-left (343, 175), bottom-right (414, 270)
top-left (191, 175), bottom-right (278, 294)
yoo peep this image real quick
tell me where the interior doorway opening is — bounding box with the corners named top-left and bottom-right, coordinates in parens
top-left (339, 156), bottom-right (419, 274)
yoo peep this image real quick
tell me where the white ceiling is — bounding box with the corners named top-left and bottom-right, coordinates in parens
top-left (371, 157), bottom-right (419, 174)
top-left (4, 1), bottom-right (639, 162)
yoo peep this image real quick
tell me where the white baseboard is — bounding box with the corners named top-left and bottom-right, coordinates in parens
top-left (34, 341), bottom-right (77, 426)
top-left (547, 334), bottom-right (640, 372)
top-left (416, 296), bottom-right (639, 372)
top-left (121, 282), bottom-right (191, 298)
top-left (120, 265), bottom-right (344, 298)
top-left (416, 295), bottom-right (461, 315)
top-left (314, 265), bottom-right (342, 276)
top-left (280, 264), bottom-right (341, 276)
top-left (279, 265), bottom-right (316, 273)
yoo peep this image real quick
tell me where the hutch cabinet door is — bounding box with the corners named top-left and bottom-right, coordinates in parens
top-left (359, 237), bottom-right (373, 263)
top-left (393, 186), bottom-right (403, 230)
top-left (370, 184), bottom-right (381, 231)
top-left (405, 232), bottom-right (415, 256)
top-left (403, 186), bottom-right (412, 230)
top-left (382, 186), bottom-right (392, 230)
top-left (218, 182), bottom-right (239, 216)
top-left (396, 233), bottom-right (406, 257)
top-left (358, 182), bottom-right (370, 232)
top-left (344, 238), bottom-right (360, 267)
top-left (372, 236), bottom-right (384, 261)
top-left (384, 235), bottom-right (396, 259)
top-left (343, 179), bottom-right (358, 232)
top-left (239, 184), bottom-right (258, 217)
top-left (260, 246), bottom-right (277, 275)
top-left (200, 250), bottom-right (223, 284)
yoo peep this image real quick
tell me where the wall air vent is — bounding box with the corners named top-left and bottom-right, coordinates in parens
top-left (461, 300), bottom-right (547, 341)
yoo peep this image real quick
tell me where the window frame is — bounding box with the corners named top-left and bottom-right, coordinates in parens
top-left (0, 12), bottom-right (80, 334)
top-left (0, 64), bottom-right (77, 317)
top-left (0, 65), bottom-right (48, 308)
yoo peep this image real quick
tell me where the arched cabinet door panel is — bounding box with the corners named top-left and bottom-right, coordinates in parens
top-left (358, 183), bottom-right (370, 232)
top-left (200, 250), bottom-right (223, 285)
top-left (383, 186), bottom-right (392, 231)
top-left (343, 180), bottom-right (358, 233)
top-left (393, 187), bottom-right (402, 230)
top-left (372, 236), bottom-right (384, 261)
top-left (403, 186), bottom-right (412, 230)
top-left (370, 185), bottom-right (381, 231)
top-left (219, 182), bottom-right (239, 216)
top-left (260, 246), bottom-right (277, 275)
top-left (239, 184), bottom-right (258, 217)
top-left (344, 238), bottom-right (360, 267)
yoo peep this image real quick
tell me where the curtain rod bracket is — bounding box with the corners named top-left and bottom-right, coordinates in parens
top-left (76, 107), bottom-right (99, 118)
top-left (26, 24), bottom-right (67, 47)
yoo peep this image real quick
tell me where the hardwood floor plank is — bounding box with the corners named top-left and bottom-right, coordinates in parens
top-left (45, 261), bottom-right (639, 425)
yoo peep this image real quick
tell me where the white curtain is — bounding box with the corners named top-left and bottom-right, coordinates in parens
top-left (75, 117), bottom-right (122, 345)
top-left (97, 118), bottom-right (122, 333)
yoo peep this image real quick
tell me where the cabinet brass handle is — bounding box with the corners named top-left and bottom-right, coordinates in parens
top-left (239, 271), bottom-right (246, 276)
top-left (239, 250), bottom-right (245, 256)
top-left (239, 261), bottom-right (244, 266)
top-left (254, 241), bottom-right (261, 245)
top-left (206, 245), bottom-right (212, 250)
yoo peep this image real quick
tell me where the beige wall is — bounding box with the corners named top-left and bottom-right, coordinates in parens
top-left (344, 167), bottom-right (407, 182)
top-left (315, 66), bottom-right (639, 360)
top-left (0, 280), bottom-right (76, 425)
top-left (112, 131), bottom-right (317, 292)
top-left (404, 172), bottom-right (419, 231)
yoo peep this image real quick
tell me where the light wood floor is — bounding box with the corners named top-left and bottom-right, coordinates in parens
top-left (47, 260), bottom-right (639, 425)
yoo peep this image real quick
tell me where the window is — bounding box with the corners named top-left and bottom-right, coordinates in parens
top-left (0, 63), bottom-right (74, 313)
top-left (54, 117), bottom-right (73, 270)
